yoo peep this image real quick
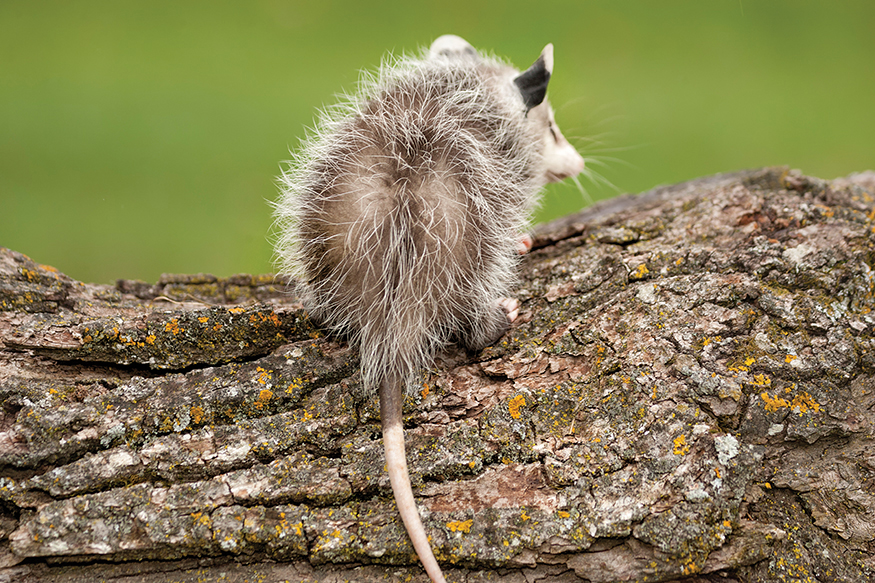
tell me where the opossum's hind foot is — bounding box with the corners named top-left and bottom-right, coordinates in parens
top-left (458, 298), bottom-right (520, 352)
top-left (518, 234), bottom-right (533, 255)
top-left (301, 298), bottom-right (327, 328)
top-left (301, 300), bottom-right (356, 341)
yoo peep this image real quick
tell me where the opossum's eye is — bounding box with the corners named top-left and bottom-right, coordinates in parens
top-left (548, 120), bottom-right (558, 142)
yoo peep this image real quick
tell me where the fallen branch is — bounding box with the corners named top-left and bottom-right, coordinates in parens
top-left (2, 167), bottom-right (874, 582)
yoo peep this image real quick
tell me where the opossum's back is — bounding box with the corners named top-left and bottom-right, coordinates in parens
top-left (295, 65), bottom-right (538, 334)
top-left (299, 149), bottom-right (499, 330)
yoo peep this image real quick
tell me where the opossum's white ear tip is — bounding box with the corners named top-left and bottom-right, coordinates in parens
top-left (430, 34), bottom-right (478, 59)
top-left (541, 43), bottom-right (554, 75)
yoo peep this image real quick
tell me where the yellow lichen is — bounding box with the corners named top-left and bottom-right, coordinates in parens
top-left (760, 392), bottom-right (789, 412)
top-left (681, 559), bottom-right (701, 575)
top-left (815, 204), bottom-right (834, 218)
top-left (728, 356), bottom-right (758, 373)
top-left (190, 511), bottom-right (212, 527)
top-left (790, 392), bottom-right (820, 414)
top-left (508, 394), bottom-right (526, 419)
top-left (761, 391), bottom-right (819, 415)
top-left (254, 389), bottom-right (273, 409)
top-left (249, 311), bottom-right (281, 327)
top-left (751, 373), bottom-right (771, 387)
top-left (285, 377), bottom-right (303, 394)
top-left (255, 367), bottom-right (271, 385)
top-left (673, 434), bottom-right (690, 455)
top-left (446, 519), bottom-right (473, 533)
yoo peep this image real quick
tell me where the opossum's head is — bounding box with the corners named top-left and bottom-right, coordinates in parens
top-left (430, 35), bottom-right (585, 185)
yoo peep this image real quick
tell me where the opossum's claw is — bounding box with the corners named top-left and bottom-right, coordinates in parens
top-left (498, 297), bottom-right (520, 323)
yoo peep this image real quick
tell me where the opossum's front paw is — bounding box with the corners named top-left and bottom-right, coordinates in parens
top-left (517, 234), bottom-right (533, 255)
top-left (498, 297), bottom-right (520, 323)
top-left (457, 299), bottom-right (519, 352)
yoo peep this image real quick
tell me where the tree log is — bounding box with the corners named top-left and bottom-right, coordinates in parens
top-left (2, 167), bottom-right (875, 583)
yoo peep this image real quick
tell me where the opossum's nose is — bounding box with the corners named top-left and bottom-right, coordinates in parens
top-left (572, 152), bottom-right (585, 174)
top-left (545, 149), bottom-right (585, 183)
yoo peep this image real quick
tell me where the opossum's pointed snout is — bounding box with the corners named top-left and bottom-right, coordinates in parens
top-left (542, 118), bottom-right (585, 183)
top-left (545, 149), bottom-right (585, 183)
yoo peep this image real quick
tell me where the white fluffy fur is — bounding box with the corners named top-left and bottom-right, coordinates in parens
top-left (275, 39), bottom-right (581, 395)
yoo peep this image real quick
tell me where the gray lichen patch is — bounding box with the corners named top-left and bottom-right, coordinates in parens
top-left (0, 339), bottom-right (358, 473)
top-left (6, 304), bottom-right (316, 370)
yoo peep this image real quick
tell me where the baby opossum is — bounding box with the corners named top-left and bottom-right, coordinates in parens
top-left (274, 35), bottom-right (584, 583)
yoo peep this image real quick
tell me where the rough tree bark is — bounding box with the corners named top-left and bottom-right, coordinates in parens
top-left (2, 167), bottom-right (875, 583)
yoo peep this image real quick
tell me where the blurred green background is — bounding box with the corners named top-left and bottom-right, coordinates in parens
top-left (1, 1), bottom-right (873, 284)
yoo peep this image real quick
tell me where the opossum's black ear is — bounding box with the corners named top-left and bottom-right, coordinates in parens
top-left (513, 43), bottom-right (554, 112)
top-left (430, 34), bottom-right (478, 59)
